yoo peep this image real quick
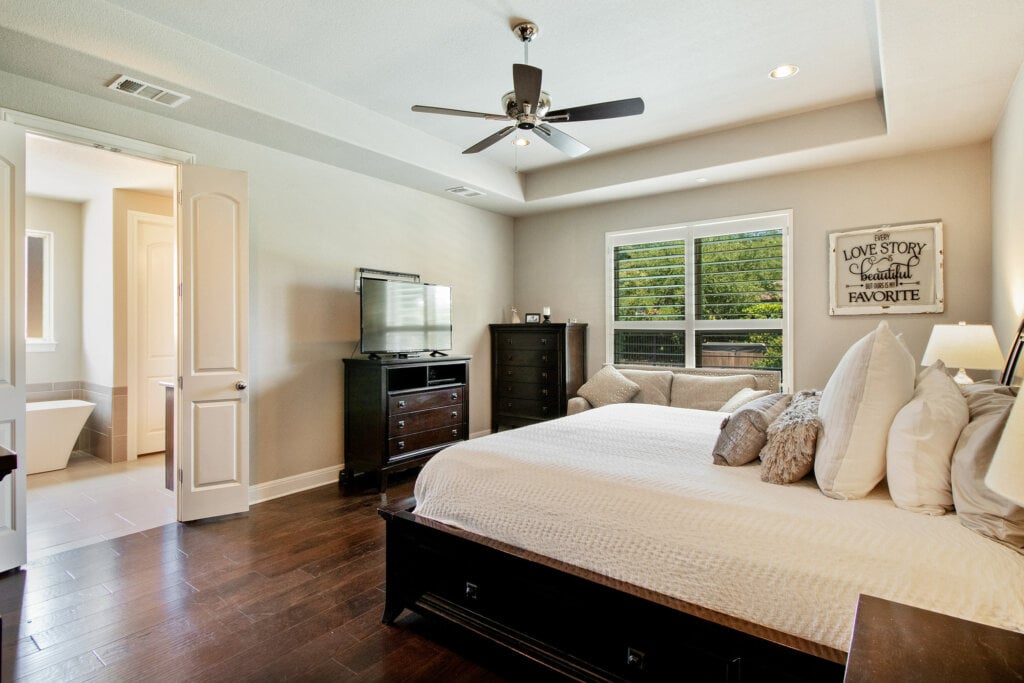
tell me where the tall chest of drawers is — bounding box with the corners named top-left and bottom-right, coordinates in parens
top-left (343, 355), bottom-right (470, 491)
top-left (490, 323), bottom-right (587, 431)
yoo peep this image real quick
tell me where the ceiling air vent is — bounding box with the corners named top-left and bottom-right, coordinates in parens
top-left (108, 75), bottom-right (190, 108)
top-left (445, 186), bottom-right (486, 198)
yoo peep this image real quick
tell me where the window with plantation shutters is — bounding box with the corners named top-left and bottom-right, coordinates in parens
top-left (606, 211), bottom-right (791, 387)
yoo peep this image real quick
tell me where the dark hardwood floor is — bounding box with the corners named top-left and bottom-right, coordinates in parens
top-left (0, 472), bottom-right (559, 682)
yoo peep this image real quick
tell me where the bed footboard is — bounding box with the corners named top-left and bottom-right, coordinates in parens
top-left (380, 500), bottom-right (845, 682)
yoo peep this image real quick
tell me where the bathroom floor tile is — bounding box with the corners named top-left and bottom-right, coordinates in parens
top-left (27, 452), bottom-right (177, 560)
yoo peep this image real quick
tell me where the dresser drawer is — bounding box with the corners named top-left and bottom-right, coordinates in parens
top-left (495, 331), bottom-right (559, 350)
top-left (497, 381), bottom-right (555, 400)
top-left (389, 405), bottom-right (463, 434)
top-left (496, 365), bottom-right (558, 384)
top-left (388, 425), bottom-right (464, 458)
top-left (495, 397), bottom-right (558, 419)
top-left (390, 386), bottom-right (464, 414)
top-left (495, 348), bottom-right (558, 367)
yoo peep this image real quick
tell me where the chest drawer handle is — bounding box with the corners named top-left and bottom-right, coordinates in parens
top-left (397, 400), bottom-right (406, 408)
top-left (397, 440), bottom-right (405, 451)
top-left (505, 402), bottom-right (513, 409)
top-left (451, 411), bottom-right (459, 419)
top-left (397, 420), bottom-right (405, 429)
top-left (541, 355), bottom-right (548, 362)
top-left (505, 338), bottom-right (512, 345)
top-left (542, 406), bottom-right (549, 413)
top-left (507, 354), bottom-right (514, 361)
top-left (505, 385), bottom-right (512, 393)
top-left (541, 389), bottom-right (549, 396)
top-left (540, 338), bottom-right (548, 345)
top-left (541, 372), bottom-right (548, 379)
top-left (450, 392), bottom-right (459, 400)
top-left (506, 370), bottom-right (513, 376)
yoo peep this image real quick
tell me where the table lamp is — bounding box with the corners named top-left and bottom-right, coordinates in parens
top-left (985, 393), bottom-right (1024, 506)
top-left (921, 322), bottom-right (1004, 384)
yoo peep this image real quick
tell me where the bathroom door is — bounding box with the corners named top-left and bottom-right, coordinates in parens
top-left (0, 122), bottom-right (28, 571)
top-left (176, 165), bottom-right (250, 522)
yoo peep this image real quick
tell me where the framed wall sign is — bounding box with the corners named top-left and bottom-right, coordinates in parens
top-left (828, 220), bottom-right (944, 316)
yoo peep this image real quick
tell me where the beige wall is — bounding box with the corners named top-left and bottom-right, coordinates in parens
top-left (0, 69), bottom-right (513, 485)
top-left (514, 144), bottom-right (993, 391)
top-left (24, 196), bottom-right (83, 384)
top-left (992, 60), bottom-right (1024, 349)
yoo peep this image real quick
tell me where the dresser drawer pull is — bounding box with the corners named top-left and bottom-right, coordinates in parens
top-left (542, 406), bottom-right (549, 413)
top-left (451, 429), bottom-right (459, 438)
top-left (505, 402), bottom-right (513, 409)
top-left (505, 337), bottom-right (512, 345)
top-left (397, 400), bottom-right (406, 408)
top-left (541, 389), bottom-right (549, 396)
top-left (397, 440), bottom-right (405, 451)
top-left (451, 411), bottom-right (459, 419)
top-left (507, 354), bottom-right (514, 361)
top-left (506, 370), bottom-right (513, 376)
top-left (541, 372), bottom-right (548, 379)
top-left (397, 420), bottom-right (405, 429)
top-left (541, 355), bottom-right (548, 362)
top-left (505, 385), bottom-right (513, 392)
top-left (540, 338), bottom-right (548, 345)
top-left (450, 392), bottom-right (459, 400)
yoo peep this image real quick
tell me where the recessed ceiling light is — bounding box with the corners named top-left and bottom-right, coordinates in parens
top-left (769, 64), bottom-right (799, 80)
top-left (512, 137), bottom-right (530, 147)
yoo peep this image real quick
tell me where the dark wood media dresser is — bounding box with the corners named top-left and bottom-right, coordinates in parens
top-left (490, 323), bottom-right (587, 431)
top-left (343, 355), bottom-right (470, 491)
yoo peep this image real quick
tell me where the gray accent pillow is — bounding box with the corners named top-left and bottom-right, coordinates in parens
top-left (670, 373), bottom-right (757, 411)
top-left (760, 390), bottom-right (822, 485)
top-left (951, 384), bottom-right (1023, 554)
top-left (620, 369), bottom-right (674, 406)
top-left (577, 365), bottom-right (641, 408)
top-left (712, 393), bottom-right (793, 466)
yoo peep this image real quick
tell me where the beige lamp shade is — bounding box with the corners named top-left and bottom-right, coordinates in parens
top-left (921, 322), bottom-right (1004, 384)
top-left (985, 393), bottom-right (1024, 506)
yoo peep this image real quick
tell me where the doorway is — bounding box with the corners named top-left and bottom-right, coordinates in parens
top-left (24, 134), bottom-right (178, 557)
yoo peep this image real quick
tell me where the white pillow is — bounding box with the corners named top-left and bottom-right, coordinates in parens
top-left (577, 365), bottom-right (640, 408)
top-left (814, 321), bottom-right (915, 500)
top-left (886, 361), bottom-right (969, 514)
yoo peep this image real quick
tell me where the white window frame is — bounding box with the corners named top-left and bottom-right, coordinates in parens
top-left (26, 229), bottom-right (57, 352)
top-left (605, 210), bottom-right (793, 390)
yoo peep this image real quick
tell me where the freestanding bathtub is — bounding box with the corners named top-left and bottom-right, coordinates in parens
top-left (25, 400), bottom-right (96, 475)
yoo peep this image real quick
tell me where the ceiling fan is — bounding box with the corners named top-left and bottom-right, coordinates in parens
top-left (411, 22), bottom-right (645, 158)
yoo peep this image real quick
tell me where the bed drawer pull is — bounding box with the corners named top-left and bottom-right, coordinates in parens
top-left (397, 440), bottom-right (405, 451)
top-left (397, 420), bottom-right (405, 429)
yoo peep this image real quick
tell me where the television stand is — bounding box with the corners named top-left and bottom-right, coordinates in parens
top-left (343, 355), bottom-right (471, 492)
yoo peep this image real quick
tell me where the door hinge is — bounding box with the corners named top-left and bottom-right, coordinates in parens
top-left (178, 282), bottom-right (183, 297)
top-left (178, 468), bottom-right (183, 483)
top-left (178, 376), bottom-right (183, 389)
top-left (177, 189), bottom-right (182, 205)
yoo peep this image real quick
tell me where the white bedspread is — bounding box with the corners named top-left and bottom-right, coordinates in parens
top-left (413, 403), bottom-right (1024, 653)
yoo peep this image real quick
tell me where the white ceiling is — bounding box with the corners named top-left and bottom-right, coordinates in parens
top-left (2, 0), bottom-right (1023, 216)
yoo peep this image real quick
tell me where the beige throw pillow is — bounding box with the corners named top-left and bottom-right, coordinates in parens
top-left (886, 361), bottom-right (969, 515)
top-left (720, 388), bottom-right (772, 413)
top-left (951, 384), bottom-right (1023, 554)
top-left (620, 369), bottom-right (674, 406)
top-left (814, 321), bottom-right (916, 500)
top-left (577, 366), bottom-right (640, 408)
top-left (712, 393), bottom-right (793, 466)
top-left (760, 391), bottom-right (822, 484)
top-left (670, 373), bottom-right (757, 411)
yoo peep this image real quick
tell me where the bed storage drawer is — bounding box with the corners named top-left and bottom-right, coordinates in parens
top-left (490, 324), bottom-right (588, 432)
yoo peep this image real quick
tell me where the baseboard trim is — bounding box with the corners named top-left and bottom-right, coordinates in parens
top-left (248, 464), bottom-right (342, 505)
top-left (470, 429), bottom-right (492, 439)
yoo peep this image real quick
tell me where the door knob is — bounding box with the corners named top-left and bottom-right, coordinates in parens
top-left (235, 381), bottom-right (248, 390)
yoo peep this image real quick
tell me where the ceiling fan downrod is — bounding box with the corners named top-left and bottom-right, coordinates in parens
top-left (513, 22), bottom-right (538, 65)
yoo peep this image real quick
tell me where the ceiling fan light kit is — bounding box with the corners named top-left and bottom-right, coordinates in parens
top-left (411, 21), bottom-right (645, 158)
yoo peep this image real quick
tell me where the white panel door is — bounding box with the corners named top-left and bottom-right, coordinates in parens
top-left (131, 213), bottom-right (176, 456)
top-left (178, 165), bottom-right (249, 522)
top-left (0, 122), bottom-right (27, 570)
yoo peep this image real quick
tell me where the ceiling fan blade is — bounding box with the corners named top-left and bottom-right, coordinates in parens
top-left (412, 105), bottom-right (507, 121)
top-left (463, 126), bottom-right (516, 154)
top-left (513, 64), bottom-right (543, 117)
top-left (544, 97), bottom-right (645, 122)
top-left (533, 124), bottom-right (590, 158)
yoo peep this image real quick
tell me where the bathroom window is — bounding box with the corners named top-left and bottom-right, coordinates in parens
top-left (26, 230), bottom-right (56, 352)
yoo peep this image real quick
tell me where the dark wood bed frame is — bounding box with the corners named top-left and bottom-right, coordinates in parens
top-left (380, 498), bottom-right (846, 682)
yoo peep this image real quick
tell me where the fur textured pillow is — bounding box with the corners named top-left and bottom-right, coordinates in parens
top-left (577, 365), bottom-right (641, 408)
top-left (760, 390), bottom-right (822, 485)
top-left (713, 393), bottom-right (793, 466)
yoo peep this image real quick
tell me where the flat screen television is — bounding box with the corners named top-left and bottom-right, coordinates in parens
top-left (359, 277), bottom-right (453, 356)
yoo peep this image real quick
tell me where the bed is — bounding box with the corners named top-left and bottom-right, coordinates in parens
top-left (380, 403), bottom-right (1024, 681)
